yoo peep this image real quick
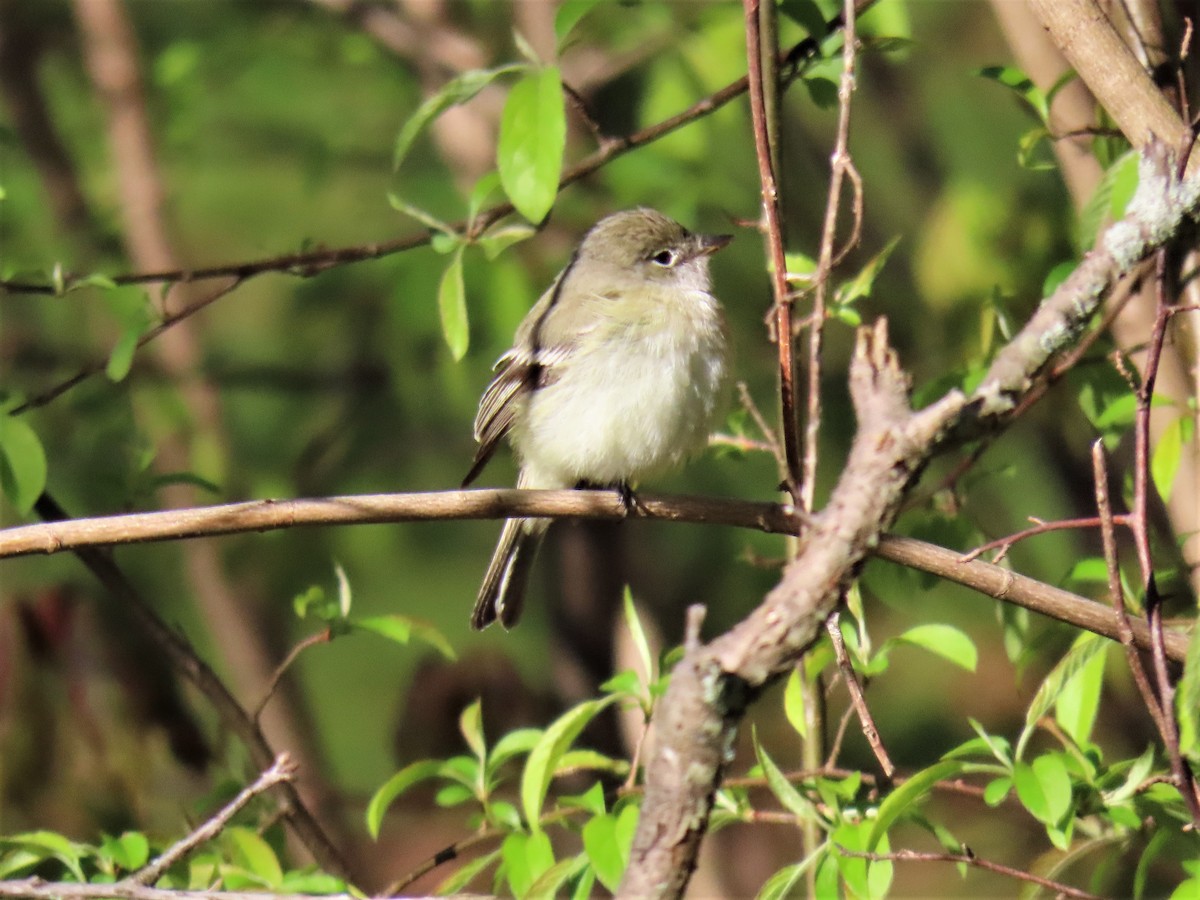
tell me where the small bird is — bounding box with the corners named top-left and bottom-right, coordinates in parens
top-left (463, 208), bottom-right (732, 630)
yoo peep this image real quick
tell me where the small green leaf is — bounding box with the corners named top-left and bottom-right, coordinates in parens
top-left (394, 65), bottom-right (522, 170)
top-left (522, 696), bottom-right (617, 832)
top-left (977, 64), bottom-right (1048, 122)
top-left (836, 236), bottom-right (900, 305)
top-left (778, 0), bottom-right (827, 38)
top-left (0, 415), bottom-right (47, 514)
top-left (460, 699), bottom-right (486, 762)
top-left (438, 247), bottom-right (469, 360)
top-left (386, 192), bottom-right (455, 236)
top-left (350, 615), bottom-right (456, 660)
top-left (554, 0), bottom-right (606, 46)
top-left (498, 66), bottom-right (566, 223)
top-left (983, 776), bottom-right (1011, 806)
top-left (1054, 632), bottom-right (1107, 746)
top-left (1014, 753), bottom-right (1072, 826)
top-left (478, 222), bottom-right (537, 260)
top-left (490, 727), bottom-right (543, 771)
top-left (623, 587), bottom-right (654, 686)
top-left (868, 759), bottom-right (964, 851)
top-left (583, 814), bottom-right (624, 892)
top-left (105, 325), bottom-right (143, 382)
top-left (1104, 745), bottom-right (1156, 806)
top-left (754, 730), bottom-right (816, 819)
top-left (333, 562), bottom-right (352, 618)
top-left (892, 623), bottom-right (978, 672)
top-left (1177, 622), bottom-right (1200, 763)
top-left (100, 831), bottom-right (150, 872)
top-left (1018, 633), bottom-right (1106, 759)
top-left (223, 826), bottom-right (282, 888)
top-left (527, 855), bottom-right (585, 900)
top-left (1152, 414), bottom-right (1193, 502)
top-left (366, 759), bottom-right (445, 838)
top-left (783, 667), bottom-right (807, 739)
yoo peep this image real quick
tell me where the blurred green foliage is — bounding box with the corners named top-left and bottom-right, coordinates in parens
top-left (1, 0), bottom-right (1196, 896)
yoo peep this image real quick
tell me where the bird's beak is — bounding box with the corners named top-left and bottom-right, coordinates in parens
top-left (697, 233), bottom-right (734, 256)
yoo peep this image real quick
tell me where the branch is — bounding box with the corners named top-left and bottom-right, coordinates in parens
top-left (125, 755), bottom-right (298, 886)
top-left (0, 18), bottom-right (852, 298)
top-left (1, 489), bottom-right (1186, 663)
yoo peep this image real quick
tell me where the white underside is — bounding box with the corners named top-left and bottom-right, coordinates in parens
top-left (512, 290), bottom-right (727, 489)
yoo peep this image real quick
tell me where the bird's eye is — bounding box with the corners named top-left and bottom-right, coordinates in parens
top-left (650, 248), bottom-right (678, 267)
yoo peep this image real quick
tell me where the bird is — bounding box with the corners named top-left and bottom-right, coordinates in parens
top-left (463, 207), bottom-right (732, 630)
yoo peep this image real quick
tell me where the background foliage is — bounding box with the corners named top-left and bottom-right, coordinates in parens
top-left (1, 0), bottom-right (1197, 896)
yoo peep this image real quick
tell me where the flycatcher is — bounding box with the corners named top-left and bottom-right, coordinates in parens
top-left (463, 208), bottom-right (732, 630)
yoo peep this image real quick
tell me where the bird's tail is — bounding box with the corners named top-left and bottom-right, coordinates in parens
top-left (471, 516), bottom-right (548, 630)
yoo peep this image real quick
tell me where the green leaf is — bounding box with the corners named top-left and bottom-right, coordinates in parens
top-left (976, 64), bottom-right (1048, 122)
top-left (892, 623), bottom-right (978, 672)
top-left (436, 848), bottom-right (500, 895)
top-left (868, 759), bottom-right (964, 851)
top-left (106, 325), bottom-right (143, 382)
top-left (2, 831), bottom-right (89, 882)
top-left (1014, 753), bottom-right (1072, 826)
top-left (522, 696), bottom-right (616, 833)
top-left (490, 727), bottom-right (543, 772)
top-left (623, 587), bottom-right (654, 687)
top-left (1178, 621), bottom-right (1200, 764)
top-left (0, 415), bottom-right (47, 514)
top-left (1152, 414), bottom-right (1193, 502)
top-left (783, 667), bottom-right (808, 739)
top-left (438, 247), bottom-right (469, 360)
top-left (556, 748), bottom-right (629, 778)
top-left (778, 0), bottom-right (827, 38)
top-left (460, 699), bottom-right (486, 763)
top-left (754, 730), bottom-right (816, 819)
top-left (498, 66), bottom-right (566, 224)
top-left (1054, 632), bottom-right (1107, 746)
top-left (223, 826), bottom-right (282, 888)
top-left (501, 830), bottom-right (554, 898)
top-left (1018, 633), bottom-right (1107, 759)
top-left (554, 0), bottom-right (606, 46)
top-left (100, 831), bottom-right (150, 872)
top-left (478, 222), bottom-right (537, 260)
top-left (836, 235), bottom-right (900, 305)
top-left (350, 614), bottom-right (456, 660)
top-left (527, 856), bottom-right (586, 900)
top-left (365, 759), bottom-right (445, 838)
top-left (983, 776), bottom-right (1011, 806)
top-left (756, 861), bottom-right (809, 900)
top-left (386, 192), bottom-right (456, 237)
top-left (1104, 745), bottom-right (1156, 806)
top-left (394, 65), bottom-right (522, 170)
top-left (583, 814), bottom-right (624, 892)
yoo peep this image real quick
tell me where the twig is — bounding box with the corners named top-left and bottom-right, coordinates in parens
top-left (126, 755), bottom-right (298, 886)
top-left (743, 0), bottom-right (802, 500)
top-left (30, 494), bottom-right (355, 882)
top-left (737, 380), bottom-right (787, 475)
top-left (253, 629), bottom-right (333, 723)
top-left (801, 0), bottom-right (863, 515)
top-left (1092, 440), bottom-right (1169, 740)
top-left (11, 277), bottom-right (242, 415)
top-left (0, 26), bottom-right (847, 298)
top-left (1127, 251), bottom-right (1200, 820)
top-left (837, 847), bottom-right (1103, 900)
top-left (958, 514), bottom-right (1130, 564)
top-left (824, 611), bottom-right (895, 784)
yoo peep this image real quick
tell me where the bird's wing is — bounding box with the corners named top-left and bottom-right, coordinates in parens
top-left (461, 344), bottom-right (570, 486)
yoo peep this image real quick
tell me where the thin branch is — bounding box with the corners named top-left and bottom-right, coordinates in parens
top-left (958, 514), bottom-right (1131, 564)
top-left (1, 489), bottom-right (1188, 663)
top-left (253, 629), bottom-right (333, 723)
top-left (801, 0), bottom-right (862, 514)
top-left (30, 494), bottom-right (355, 883)
top-left (0, 25), bottom-right (848, 298)
top-left (11, 277), bottom-right (241, 415)
top-left (1092, 440), bottom-right (1170, 740)
top-left (838, 847), bottom-right (1103, 900)
top-left (824, 612), bottom-right (895, 784)
top-left (126, 755), bottom-right (298, 886)
top-left (744, 0), bottom-right (803, 500)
